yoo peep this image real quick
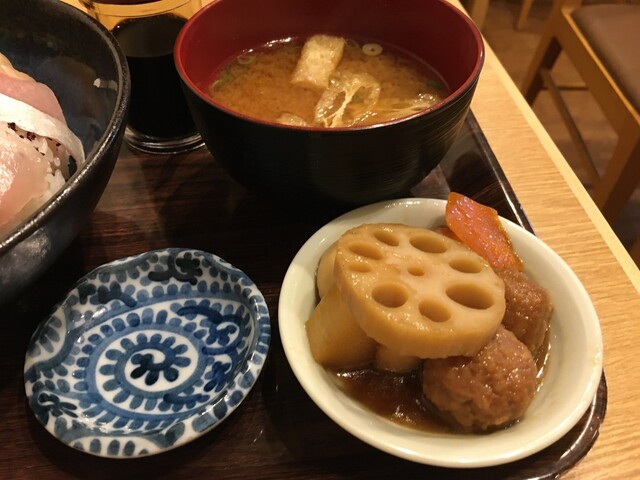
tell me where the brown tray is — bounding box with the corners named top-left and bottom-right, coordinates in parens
top-left (0, 111), bottom-right (606, 479)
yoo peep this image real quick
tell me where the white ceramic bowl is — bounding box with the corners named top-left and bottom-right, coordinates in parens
top-left (278, 198), bottom-right (603, 468)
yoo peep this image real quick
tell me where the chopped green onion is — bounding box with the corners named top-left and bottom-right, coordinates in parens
top-left (211, 70), bottom-right (234, 90)
top-left (362, 43), bottom-right (383, 56)
top-left (237, 54), bottom-right (255, 65)
top-left (346, 38), bottom-right (360, 49)
top-left (427, 78), bottom-right (445, 90)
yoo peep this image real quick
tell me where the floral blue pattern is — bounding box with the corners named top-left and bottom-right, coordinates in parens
top-left (24, 248), bottom-right (270, 458)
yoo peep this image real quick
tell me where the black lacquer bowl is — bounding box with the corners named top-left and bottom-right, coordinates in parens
top-left (175, 0), bottom-right (484, 209)
top-left (0, 0), bottom-right (130, 305)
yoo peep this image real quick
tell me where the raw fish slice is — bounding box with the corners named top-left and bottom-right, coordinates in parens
top-left (0, 54), bottom-right (82, 163)
top-left (0, 53), bottom-right (84, 232)
top-left (0, 53), bottom-right (31, 81)
top-left (0, 53), bottom-right (65, 123)
top-left (0, 92), bottom-right (84, 164)
top-left (0, 73), bottom-right (65, 123)
top-left (0, 126), bottom-right (49, 227)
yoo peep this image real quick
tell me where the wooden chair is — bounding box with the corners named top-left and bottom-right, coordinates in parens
top-left (467, 0), bottom-right (491, 29)
top-left (521, 0), bottom-right (640, 229)
top-left (515, 0), bottom-right (535, 29)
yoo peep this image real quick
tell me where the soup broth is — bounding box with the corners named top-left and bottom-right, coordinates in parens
top-left (208, 36), bottom-right (449, 127)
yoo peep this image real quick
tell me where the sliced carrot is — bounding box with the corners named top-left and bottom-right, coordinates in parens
top-left (445, 192), bottom-right (524, 271)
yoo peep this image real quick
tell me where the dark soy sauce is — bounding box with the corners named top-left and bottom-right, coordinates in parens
top-left (113, 14), bottom-right (195, 139)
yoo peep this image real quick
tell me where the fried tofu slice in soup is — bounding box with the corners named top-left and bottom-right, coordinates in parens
top-left (291, 35), bottom-right (345, 89)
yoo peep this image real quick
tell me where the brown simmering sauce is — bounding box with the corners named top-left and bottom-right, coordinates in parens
top-left (332, 335), bottom-right (550, 434)
top-left (333, 368), bottom-right (453, 433)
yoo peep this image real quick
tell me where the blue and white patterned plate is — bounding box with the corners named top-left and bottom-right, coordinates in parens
top-left (24, 248), bottom-right (270, 458)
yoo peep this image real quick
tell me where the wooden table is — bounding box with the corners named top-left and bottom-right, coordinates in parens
top-left (469, 23), bottom-right (640, 480)
top-left (2, 1), bottom-right (639, 478)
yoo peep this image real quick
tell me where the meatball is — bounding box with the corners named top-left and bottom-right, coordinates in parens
top-left (497, 268), bottom-right (553, 355)
top-left (422, 325), bottom-right (538, 432)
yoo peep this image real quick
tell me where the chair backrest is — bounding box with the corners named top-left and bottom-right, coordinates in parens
top-left (537, 0), bottom-right (640, 130)
top-left (521, 0), bottom-right (640, 228)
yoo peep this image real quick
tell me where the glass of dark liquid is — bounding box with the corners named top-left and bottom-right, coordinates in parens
top-left (81, 0), bottom-right (203, 154)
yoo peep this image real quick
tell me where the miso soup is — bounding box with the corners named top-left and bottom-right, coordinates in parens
top-left (208, 35), bottom-right (449, 128)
